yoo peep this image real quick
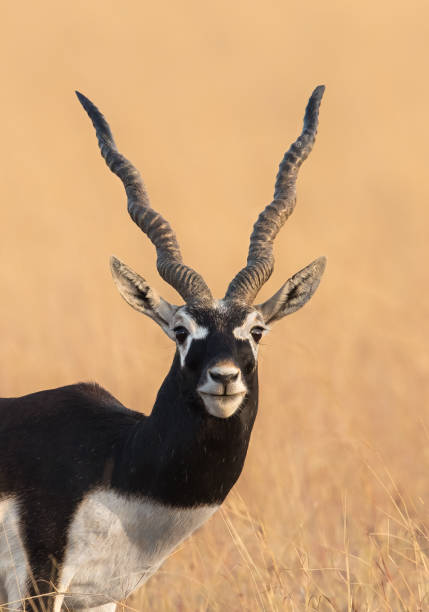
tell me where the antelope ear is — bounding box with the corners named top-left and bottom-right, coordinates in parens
top-left (257, 257), bottom-right (326, 324)
top-left (110, 256), bottom-right (178, 339)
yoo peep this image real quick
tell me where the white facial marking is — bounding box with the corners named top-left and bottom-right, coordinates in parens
top-left (233, 311), bottom-right (269, 358)
top-left (200, 392), bottom-right (246, 419)
top-left (56, 490), bottom-right (218, 609)
top-left (198, 360), bottom-right (247, 419)
top-left (171, 310), bottom-right (208, 367)
top-left (0, 497), bottom-right (29, 607)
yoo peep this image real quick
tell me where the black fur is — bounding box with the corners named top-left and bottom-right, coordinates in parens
top-left (0, 305), bottom-right (258, 609)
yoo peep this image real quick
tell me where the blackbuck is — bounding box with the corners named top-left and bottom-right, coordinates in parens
top-left (0, 86), bottom-right (326, 611)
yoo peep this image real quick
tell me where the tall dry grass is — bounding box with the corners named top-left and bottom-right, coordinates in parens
top-left (1, 1), bottom-right (428, 609)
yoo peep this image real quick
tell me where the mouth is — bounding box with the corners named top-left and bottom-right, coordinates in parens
top-left (199, 391), bottom-right (246, 398)
top-left (198, 390), bottom-right (246, 419)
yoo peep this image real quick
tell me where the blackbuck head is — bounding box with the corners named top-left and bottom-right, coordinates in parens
top-left (77, 87), bottom-right (326, 419)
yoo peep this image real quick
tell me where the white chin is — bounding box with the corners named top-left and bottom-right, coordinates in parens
top-left (200, 393), bottom-right (245, 419)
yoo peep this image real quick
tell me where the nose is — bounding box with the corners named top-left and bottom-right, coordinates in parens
top-left (208, 365), bottom-right (240, 386)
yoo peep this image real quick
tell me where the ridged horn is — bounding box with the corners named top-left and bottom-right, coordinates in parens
top-left (76, 92), bottom-right (212, 305)
top-left (225, 85), bottom-right (325, 303)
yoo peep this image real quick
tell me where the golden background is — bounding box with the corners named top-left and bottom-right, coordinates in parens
top-left (1, 1), bottom-right (428, 609)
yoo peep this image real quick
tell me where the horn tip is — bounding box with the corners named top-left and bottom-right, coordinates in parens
top-left (309, 85), bottom-right (325, 107)
top-left (304, 85), bottom-right (325, 131)
top-left (75, 90), bottom-right (88, 106)
top-left (75, 90), bottom-right (98, 117)
top-left (312, 84), bottom-right (326, 99)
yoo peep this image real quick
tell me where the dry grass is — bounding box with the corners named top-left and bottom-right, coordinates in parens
top-left (1, 1), bottom-right (428, 609)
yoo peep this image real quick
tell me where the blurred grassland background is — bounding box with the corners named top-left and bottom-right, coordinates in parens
top-left (1, 1), bottom-right (428, 610)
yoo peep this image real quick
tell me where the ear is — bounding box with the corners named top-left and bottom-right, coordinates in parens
top-left (110, 256), bottom-right (178, 339)
top-left (256, 257), bottom-right (326, 324)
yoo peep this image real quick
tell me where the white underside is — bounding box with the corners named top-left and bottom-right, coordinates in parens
top-left (0, 498), bottom-right (28, 609)
top-left (0, 491), bottom-right (218, 610)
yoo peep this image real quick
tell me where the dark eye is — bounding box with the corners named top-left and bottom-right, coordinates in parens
top-left (250, 327), bottom-right (264, 344)
top-left (174, 326), bottom-right (189, 345)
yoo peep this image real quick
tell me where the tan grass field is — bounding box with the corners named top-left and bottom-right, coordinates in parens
top-left (1, 1), bottom-right (428, 609)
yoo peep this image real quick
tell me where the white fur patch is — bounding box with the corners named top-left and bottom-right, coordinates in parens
top-left (0, 497), bottom-right (29, 608)
top-left (197, 361), bottom-right (247, 418)
top-left (232, 312), bottom-right (269, 358)
top-left (57, 490), bottom-right (218, 609)
top-left (171, 309), bottom-right (208, 366)
top-left (199, 392), bottom-right (246, 419)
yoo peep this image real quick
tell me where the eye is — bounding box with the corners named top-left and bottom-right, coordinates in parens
top-left (174, 326), bottom-right (189, 345)
top-left (250, 326), bottom-right (264, 344)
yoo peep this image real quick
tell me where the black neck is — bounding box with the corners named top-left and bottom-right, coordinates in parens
top-left (114, 354), bottom-right (258, 507)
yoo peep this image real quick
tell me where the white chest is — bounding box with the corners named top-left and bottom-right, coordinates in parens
top-left (0, 497), bottom-right (28, 607)
top-left (60, 490), bottom-right (219, 609)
